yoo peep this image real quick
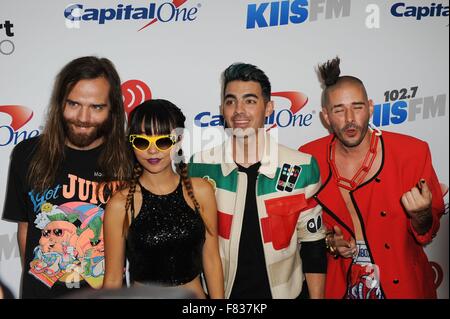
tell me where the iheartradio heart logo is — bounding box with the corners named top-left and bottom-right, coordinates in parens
top-left (121, 80), bottom-right (152, 116)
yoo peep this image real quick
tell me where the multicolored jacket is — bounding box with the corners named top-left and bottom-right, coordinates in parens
top-left (189, 136), bottom-right (325, 298)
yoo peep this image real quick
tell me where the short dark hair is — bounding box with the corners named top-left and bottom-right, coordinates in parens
top-left (317, 57), bottom-right (368, 106)
top-left (128, 99), bottom-right (186, 137)
top-left (221, 63), bottom-right (272, 102)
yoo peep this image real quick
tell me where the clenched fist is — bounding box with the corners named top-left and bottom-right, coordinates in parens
top-left (401, 179), bottom-right (433, 235)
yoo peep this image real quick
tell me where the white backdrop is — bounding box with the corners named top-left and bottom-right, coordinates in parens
top-left (1, 0), bottom-right (448, 299)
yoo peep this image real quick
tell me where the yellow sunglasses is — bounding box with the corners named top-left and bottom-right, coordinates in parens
top-left (129, 134), bottom-right (177, 152)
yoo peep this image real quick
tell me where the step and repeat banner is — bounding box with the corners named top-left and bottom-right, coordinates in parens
top-left (0, 0), bottom-right (448, 298)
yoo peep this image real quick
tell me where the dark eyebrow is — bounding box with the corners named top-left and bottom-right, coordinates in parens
top-left (66, 99), bottom-right (107, 108)
top-left (243, 94), bottom-right (258, 99)
top-left (66, 99), bottom-right (79, 104)
top-left (224, 93), bottom-right (259, 100)
top-left (332, 101), bottom-right (365, 108)
top-left (224, 94), bottom-right (236, 100)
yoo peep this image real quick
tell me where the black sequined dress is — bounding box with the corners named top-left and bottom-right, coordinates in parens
top-left (126, 178), bottom-right (205, 286)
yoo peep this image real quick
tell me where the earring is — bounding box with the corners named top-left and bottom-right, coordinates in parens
top-left (178, 149), bottom-right (183, 156)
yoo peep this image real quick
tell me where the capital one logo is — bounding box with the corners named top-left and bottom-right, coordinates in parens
top-left (194, 91), bottom-right (314, 130)
top-left (121, 80), bottom-right (152, 117)
top-left (64, 1), bottom-right (200, 30)
top-left (266, 91), bottom-right (310, 131)
top-left (391, 3), bottom-right (449, 20)
top-left (0, 105), bottom-right (39, 147)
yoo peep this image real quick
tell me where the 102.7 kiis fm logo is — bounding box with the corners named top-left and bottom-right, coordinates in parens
top-left (372, 86), bottom-right (447, 127)
top-left (64, 1), bottom-right (202, 30)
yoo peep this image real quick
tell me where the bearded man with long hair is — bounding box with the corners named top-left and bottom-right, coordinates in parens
top-left (2, 56), bottom-right (132, 298)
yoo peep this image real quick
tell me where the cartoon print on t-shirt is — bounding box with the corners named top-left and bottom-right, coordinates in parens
top-left (29, 201), bottom-right (105, 289)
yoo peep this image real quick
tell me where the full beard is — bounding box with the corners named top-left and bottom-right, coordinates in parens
top-left (63, 116), bottom-right (111, 148)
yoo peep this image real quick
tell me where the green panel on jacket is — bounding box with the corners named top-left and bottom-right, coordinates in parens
top-left (188, 162), bottom-right (238, 193)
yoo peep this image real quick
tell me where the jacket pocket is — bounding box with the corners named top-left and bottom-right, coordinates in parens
top-left (264, 194), bottom-right (307, 250)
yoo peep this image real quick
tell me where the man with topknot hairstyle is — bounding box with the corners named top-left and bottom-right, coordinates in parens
top-left (300, 57), bottom-right (445, 299)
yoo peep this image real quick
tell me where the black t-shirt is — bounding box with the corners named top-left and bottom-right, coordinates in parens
top-left (230, 162), bottom-right (272, 299)
top-left (2, 136), bottom-right (109, 299)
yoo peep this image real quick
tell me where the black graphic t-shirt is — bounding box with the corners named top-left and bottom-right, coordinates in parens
top-left (2, 136), bottom-right (112, 299)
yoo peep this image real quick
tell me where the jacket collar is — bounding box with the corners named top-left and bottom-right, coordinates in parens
top-left (220, 133), bottom-right (278, 179)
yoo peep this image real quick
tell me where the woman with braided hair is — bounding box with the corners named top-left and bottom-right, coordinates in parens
top-left (102, 99), bottom-right (224, 299)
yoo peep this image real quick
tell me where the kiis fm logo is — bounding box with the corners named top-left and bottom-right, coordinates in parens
top-left (246, 0), bottom-right (351, 29)
top-left (0, 105), bottom-right (39, 146)
top-left (64, 1), bottom-right (200, 30)
top-left (372, 86), bottom-right (447, 127)
top-left (195, 91), bottom-right (314, 131)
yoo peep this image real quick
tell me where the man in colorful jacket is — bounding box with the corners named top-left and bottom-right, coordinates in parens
top-left (299, 57), bottom-right (444, 299)
top-left (189, 63), bottom-right (327, 299)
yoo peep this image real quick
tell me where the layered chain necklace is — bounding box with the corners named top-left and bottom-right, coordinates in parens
top-left (329, 132), bottom-right (379, 191)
